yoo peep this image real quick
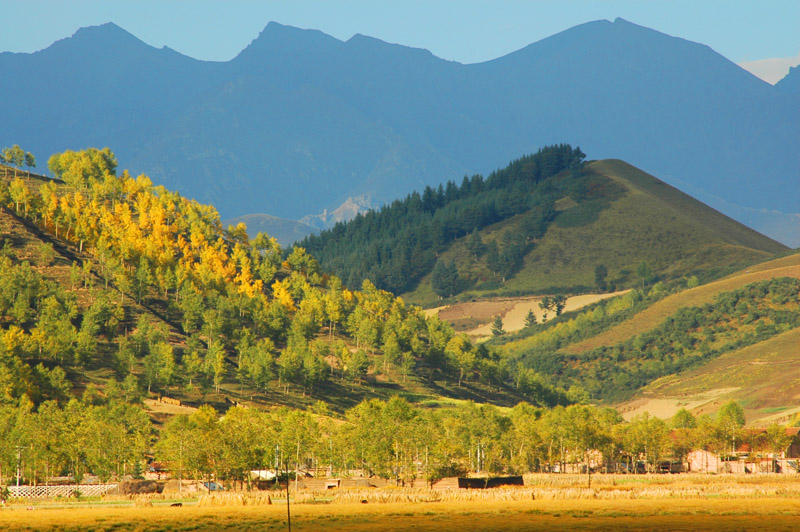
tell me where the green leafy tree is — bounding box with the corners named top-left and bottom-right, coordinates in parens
top-left (239, 338), bottom-right (275, 395)
top-left (716, 400), bottom-right (746, 455)
top-left (637, 261), bottom-right (654, 288)
top-left (343, 349), bottom-right (369, 387)
top-left (207, 341), bottom-right (227, 394)
top-left (2, 145), bottom-right (25, 177)
top-left (36, 242), bottom-right (55, 267)
top-left (24, 152), bottom-right (35, 174)
top-left (445, 334), bottom-right (476, 386)
top-left (48, 147), bottom-right (117, 188)
top-left (143, 341), bottom-right (175, 394)
top-left (524, 309), bottom-right (537, 327)
top-left (765, 423), bottom-right (791, 459)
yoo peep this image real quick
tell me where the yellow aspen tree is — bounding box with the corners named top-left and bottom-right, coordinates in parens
top-left (272, 279), bottom-right (296, 311)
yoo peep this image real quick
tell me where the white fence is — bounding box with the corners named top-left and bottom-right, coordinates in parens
top-left (7, 483), bottom-right (118, 498)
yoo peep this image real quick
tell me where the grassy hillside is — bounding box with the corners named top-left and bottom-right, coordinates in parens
top-left (621, 327), bottom-right (800, 425)
top-left (486, 250), bottom-right (800, 417)
top-left (402, 159), bottom-right (785, 306)
top-left (566, 252), bottom-right (800, 354)
top-left (1, 155), bottom-right (794, 425)
top-left (0, 162), bottom-right (529, 417)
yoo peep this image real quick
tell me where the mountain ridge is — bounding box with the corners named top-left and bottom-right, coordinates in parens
top-left (1, 18), bottom-right (797, 244)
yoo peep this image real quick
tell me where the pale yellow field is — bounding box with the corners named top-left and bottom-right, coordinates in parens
top-left (619, 326), bottom-right (800, 424)
top-left (3, 498), bottom-right (800, 531)
top-left (5, 482), bottom-right (800, 532)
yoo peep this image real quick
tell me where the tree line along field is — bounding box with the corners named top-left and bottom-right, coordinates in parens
top-left (1, 393), bottom-right (794, 491)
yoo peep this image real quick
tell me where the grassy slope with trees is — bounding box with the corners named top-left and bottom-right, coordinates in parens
top-left (300, 148), bottom-right (785, 309)
top-left (0, 145), bottom-right (797, 490)
top-left (491, 251), bottom-right (800, 420)
top-left (0, 153), bottom-right (557, 415)
top-left (404, 160), bottom-right (786, 306)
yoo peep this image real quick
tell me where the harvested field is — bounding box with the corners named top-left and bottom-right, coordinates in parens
top-left (5, 475), bottom-right (800, 531)
top-left (618, 388), bottom-right (739, 421)
top-left (3, 496), bottom-right (800, 531)
top-left (143, 398), bottom-right (198, 416)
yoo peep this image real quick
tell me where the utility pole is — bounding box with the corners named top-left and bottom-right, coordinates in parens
top-left (178, 439), bottom-right (183, 494)
top-left (295, 441), bottom-right (300, 493)
top-left (285, 458), bottom-right (291, 532)
top-left (16, 445), bottom-right (23, 488)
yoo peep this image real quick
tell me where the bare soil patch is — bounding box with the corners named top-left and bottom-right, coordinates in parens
top-left (428, 291), bottom-right (629, 337)
top-left (617, 388), bottom-right (738, 421)
top-left (143, 398), bottom-right (198, 416)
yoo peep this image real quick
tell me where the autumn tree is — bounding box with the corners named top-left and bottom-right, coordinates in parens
top-left (48, 147), bottom-right (117, 188)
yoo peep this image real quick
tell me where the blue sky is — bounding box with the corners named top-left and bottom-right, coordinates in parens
top-left (2, 0), bottom-right (798, 71)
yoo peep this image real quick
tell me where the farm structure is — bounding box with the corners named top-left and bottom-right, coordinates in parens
top-left (432, 476), bottom-right (525, 489)
top-left (685, 427), bottom-right (800, 474)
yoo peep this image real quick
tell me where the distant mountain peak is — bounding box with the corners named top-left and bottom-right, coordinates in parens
top-left (234, 21), bottom-right (342, 61)
top-left (775, 65), bottom-right (800, 92)
top-left (70, 22), bottom-right (143, 46)
top-left (344, 32), bottom-right (437, 61)
top-left (35, 21), bottom-right (154, 60)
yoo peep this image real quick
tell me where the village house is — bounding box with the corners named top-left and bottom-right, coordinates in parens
top-left (687, 427), bottom-right (800, 474)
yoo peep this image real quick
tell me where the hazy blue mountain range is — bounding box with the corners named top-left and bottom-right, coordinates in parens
top-left (1, 18), bottom-right (797, 245)
top-left (776, 65), bottom-right (800, 93)
top-left (222, 213), bottom-right (315, 246)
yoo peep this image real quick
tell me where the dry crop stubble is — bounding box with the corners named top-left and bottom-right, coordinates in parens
top-left (3, 497), bottom-right (800, 531)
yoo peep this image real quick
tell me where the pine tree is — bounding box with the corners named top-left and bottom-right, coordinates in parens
top-left (524, 309), bottom-right (537, 328)
top-left (466, 228), bottom-right (485, 258)
top-left (431, 260), bottom-right (459, 298)
top-left (594, 264), bottom-right (608, 291)
top-left (491, 315), bottom-right (505, 336)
